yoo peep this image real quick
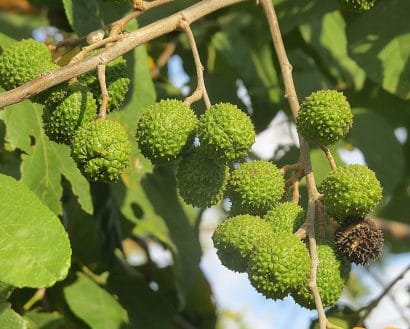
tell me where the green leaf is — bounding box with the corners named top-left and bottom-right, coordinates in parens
top-left (0, 101), bottom-right (93, 215)
top-left (64, 272), bottom-right (128, 329)
top-left (0, 282), bottom-right (13, 302)
top-left (300, 11), bottom-right (365, 89)
top-left (62, 0), bottom-right (131, 35)
top-left (349, 108), bottom-right (405, 197)
top-left (108, 271), bottom-right (174, 329)
top-left (347, 0), bottom-right (410, 99)
top-left (24, 310), bottom-right (65, 329)
top-left (141, 166), bottom-right (202, 298)
top-left (0, 12), bottom-right (48, 41)
top-left (0, 302), bottom-right (27, 329)
top-left (274, 0), bottom-right (339, 34)
top-left (0, 174), bottom-right (71, 288)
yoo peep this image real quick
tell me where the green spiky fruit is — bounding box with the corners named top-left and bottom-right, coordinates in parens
top-left (198, 103), bottom-right (255, 161)
top-left (136, 99), bottom-right (198, 164)
top-left (341, 0), bottom-right (376, 12)
top-left (335, 217), bottom-right (383, 265)
top-left (72, 119), bottom-right (131, 182)
top-left (212, 215), bottom-right (274, 273)
top-left (228, 160), bottom-right (285, 216)
top-left (176, 148), bottom-right (229, 208)
top-left (264, 202), bottom-right (305, 233)
top-left (0, 38), bottom-right (52, 91)
top-left (247, 233), bottom-right (310, 300)
top-left (296, 90), bottom-right (352, 145)
top-left (319, 164), bottom-right (382, 219)
top-left (42, 85), bottom-right (97, 144)
top-left (292, 242), bottom-right (351, 309)
top-left (79, 55), bottom-right (130, 112)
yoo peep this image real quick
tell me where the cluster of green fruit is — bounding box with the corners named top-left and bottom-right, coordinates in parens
top-left (134, 90), bottom-right (384, 308)
top-left (297, 89), bottom-right (384, 266)
top-left (0, 38), bottom-right (131, 182)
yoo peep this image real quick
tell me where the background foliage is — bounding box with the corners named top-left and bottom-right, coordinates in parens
top-left (0, 0), bottom-right (409, 328)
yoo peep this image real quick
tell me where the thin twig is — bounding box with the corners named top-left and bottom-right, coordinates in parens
top-left (0, 0), bottom-right (246, 108)
top-left (279, 162), bottom-right (301, 175)
top-left (321, 145), bottom-right (337, 171)
top-left (284, 169), bottom-right (304, 191)
top-left (180, 17), bottom-right (211, 109)
top-left (356, 265), bottom-right (410, 325)
top-left (316, 199), bottom-right (326, 240)
top-left (374, 218), bottom-right (410, 241)
top-left (259, 1), bottom-right (326, 328)
top-left (292, 180), bottom-right (300, 204)
top-left (151, 39), bottom-right (178, 79)
top-left (48, 36), bottom-right (86, 51)
top-left (70, 34), bottom-right (126, 64)
top-left (97, 61), bottom-right (109, 119)
top-left (23, 288), bottom-right (45, 311)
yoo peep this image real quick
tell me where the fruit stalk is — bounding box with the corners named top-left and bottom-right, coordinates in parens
top-left (258, 0), bottom-right (326, 327)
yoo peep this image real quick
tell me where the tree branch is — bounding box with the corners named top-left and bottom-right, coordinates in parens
top-left (259, 0), bottom-right (326, 328)
top-left (180, 17), bottom-right (211, 109)
top-left (356, 265), bottom-right (410, 325)
top-left (321, 145), bottom-right (337, 171)
top-left (0, 0), bottom-right (246, 109)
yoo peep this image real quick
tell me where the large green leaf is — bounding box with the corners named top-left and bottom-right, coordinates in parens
top-left (300, 11), bottom-right (365, 89)
top-left (349, 109), bottom-right (405, 198)
top-left (24, 310), bottom-right (65, 329)
top-left (64, 272), bottom-right (128, 329)
top-left (108, 271), bottom-right (174, 329)
top-left (274, 0), bottom-right (339, 34)
top-left (0, 101), bottom-right (93, 215)
top-left (0, 302), bottom-right (27, 329)
top-left (141, 166), bottom-right (202, 298)
top-left (62, 0), bottom-right (131, 35)
top-left (347, 0), bottom-right (410, 100)
top-left (0, 174), bottom-right (71, 288)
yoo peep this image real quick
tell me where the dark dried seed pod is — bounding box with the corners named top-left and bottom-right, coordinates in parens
top-left (335, 217), bottom-right (383, 265)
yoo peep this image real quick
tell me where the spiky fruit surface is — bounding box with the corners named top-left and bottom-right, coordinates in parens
top-left (228, 161), bottom-right (284, 216)
top-left (212, 215), bottom-right (274, 273)
top-left (43, 85), bottom-right (97, 144)
top-left (247, 233), bottom-right (310, 300)
top-left (79, 56), bottom-right (130, 112)
top-left (72, 119), bottom-right (131, 182)
top-left (296, 90), bottom-right (352, 146)
top-left (319, 164), bottom-right (382, 219)
top-left (335, 217), bottom-right (383, 265)
top-left (292, 243), bottom-right (351, 309)
top-left (176, 149), bottom-right (229, 208)
top-left (341, 0), bottom-right (376, 12)
top-left (198, 103), bottom-right (255, 161)
top-left (264, 202), bottom-right (305, 233)
top-left (0, 39), bottom-right (52, 91)
top-left (136, 99), bottom-right (198, 164)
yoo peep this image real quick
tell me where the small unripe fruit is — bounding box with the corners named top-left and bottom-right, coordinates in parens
top-left (296, 90), bottom-right (352, 145)
top-left (319, 164), bottom-right (382, 219)
top-left (335, 217), bottom-right (383, 265)
top-left (136, 99), bottom-right (198, 164)
top-left (228, 160), bottom-right (285, 216)
top-left (79, 55), bottom-right (130, 112)
top-left (341, 0), bottom-right (376, 12)
top-left (264, 202), bottom-right (305, 233)
top-left (198, 103), bottom-right (255, 161)
top-left (212, 215), bottom-right (274, 273)
top-left (292, 242), bottom-right (351, 309)
top-left (42, 85), bottom-right (97, 144)
top-left (247, 233), bottom-right (310, 300)
top-left (72, 119), bottom-right (131, 182)
top-left (176, 149), bottom-right (229, 208)
top-left (0, 38), bottom-right (52, 91)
